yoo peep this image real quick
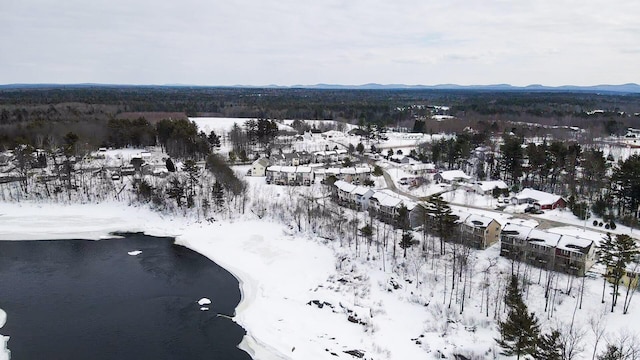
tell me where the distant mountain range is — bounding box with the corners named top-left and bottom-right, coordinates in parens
top-left (288, 83), bottom-right (640, 93)
top-left (2, 82), bottom-right (640, 93)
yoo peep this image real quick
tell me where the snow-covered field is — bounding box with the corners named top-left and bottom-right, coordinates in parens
top-left (189, 117), bottom-right (296, 135)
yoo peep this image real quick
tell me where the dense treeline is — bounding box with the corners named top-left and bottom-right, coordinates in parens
top-left (2, 86), bottom-right (640, 125)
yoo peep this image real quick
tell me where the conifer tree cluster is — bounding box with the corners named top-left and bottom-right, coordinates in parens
top-left (496, 275), bottom-right (541, 359)
top-left (496, 275), bottom-right (569, 359)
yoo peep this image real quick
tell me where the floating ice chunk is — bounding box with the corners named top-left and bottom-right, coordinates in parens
top-left (197, 298), bottom-right (211, 306)
top-left (127, 250), bottom-right (142, 256)
top-left (0, 308), bottom-right (5, 328)
top-left (200, 307), bottom-right (209, 311)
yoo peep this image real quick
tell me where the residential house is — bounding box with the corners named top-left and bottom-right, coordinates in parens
top-left (266, 166), bottom-right (286, 185)
top-left (352, 186), bottom-right (375, 211)
top-left (390, 154), bottom-right (410, 164)
top-left (313, 150), bottom-right (338, 163)
top-left (333, 180), bottom-right (375, 210)
top-left (336, 149), bottom-right (349, 161)
top-left (434, 170), bottom-right (471, 185)
top-left (367, 190), bottom-right (420, 228)
top-left (511, 188), bottom-right (566, 210)
top-left (295, 166), bottom-right (314, 186)
top-left (472, 180), bottom-right (509, 196)
top-left (251, 157), bottom-right (270, 177)
top-left (403, 163), bottom-right (436, 176)
top-left (607, 261), bottom-right (640, 289)
top-left (456, 212), bottom-right (502, 249)
top-left (555, 234), bottom-right (597, 276)
top-left (500, 223), bottom-right (535, 259)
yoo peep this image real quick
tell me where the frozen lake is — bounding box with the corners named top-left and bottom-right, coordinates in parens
top-left (0, 233), bottom-right (251, 360)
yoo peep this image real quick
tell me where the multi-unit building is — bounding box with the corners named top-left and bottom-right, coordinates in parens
top-left (332, 181), bottom-right (421, 228)
top-left (266, 165), bottom-right (314, 186)
top-left (500, 223), bottom-right (596, 276)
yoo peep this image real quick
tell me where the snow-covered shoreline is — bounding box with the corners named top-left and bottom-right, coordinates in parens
top-left (0, 201), bottom-right (340, 359)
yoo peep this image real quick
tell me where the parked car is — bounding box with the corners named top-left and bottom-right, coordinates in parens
top-left (524, 206), bottom-right (543, 214)
top-left (399, 177), bottom-right (408, 185)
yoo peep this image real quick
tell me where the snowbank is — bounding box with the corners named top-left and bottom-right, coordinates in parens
top-left (0, 202), bottom-right (362, 359)
top-left (0, 308), bottom-right (8, 360)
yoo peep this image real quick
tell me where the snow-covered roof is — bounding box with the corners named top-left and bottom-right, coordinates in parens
top-left (355, 166), bottom-right (371, 174)
top-left (527, 229), bottom-right (562, 247)
top-left (336, 149), bottom-right (348, 155)
top-left (371, 190), bottom-right (416, 210)
top-left (438, 170), bottom-right (471, 181)
top-left (556, 234), bottom-right (594, 253)
top-left (502, 223), bottom-right (534, 240)
top-left (463, 213), bottom-right (498, 228)
top-left (253, 157), bottom-right (270, 167)
top-left (266, 165), bottom-right (282, 172)
top-left (546, 227), bottom-right (604, 246)
top-left (335, 180), bottom-right (357, 193)
top-left (314, 150), bottom-right (338, 156)
top-left (352, 186), bottom-right (374, 196)
top-left (379, 195), bottom-right (403, 208)
top-left (341, 167), bottom-right (356, 175)
top-left (404, 200), bottom-right (417, 211)
top-left (404, 163), bottom-right (435, 171)
top-left (390, 154), bottom-right (406, 161)
top-left (322, 130), bottom-right (345, 138)
top-left (475, 180), bottom-right (508, 192)
top-left (296, 166), bottom-right (312, 173)
top-left (280, 166), bottom-right (297, 173)
top-left (514, 188), bottom-right (563, 205)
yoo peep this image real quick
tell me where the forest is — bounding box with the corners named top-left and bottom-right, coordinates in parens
top-left (2, 85), bottom-right (640, 150)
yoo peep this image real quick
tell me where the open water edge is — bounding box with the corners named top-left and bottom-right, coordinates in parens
top-left (0, 233), bottom-right (252, 360)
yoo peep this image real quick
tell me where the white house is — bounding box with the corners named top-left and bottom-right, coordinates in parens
top-left (434, 170), bottom-right (471, 184)
top-left (403, 163), bottom-right (436, 175)
top-left (251, 157), bottom-right (270, 177)
top-left (352, 186), bottom-right (375, 210)
top-left (472, 180), bottom-right (509, 195)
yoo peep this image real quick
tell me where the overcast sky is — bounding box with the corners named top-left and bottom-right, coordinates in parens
top-left (1, 0), bottom-right (639, 86)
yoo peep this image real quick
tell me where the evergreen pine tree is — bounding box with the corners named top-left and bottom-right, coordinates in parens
top-left (424, 194), bottom-right (458, 255)
top-left (182, 159), bottom-right (200, 197)
top-left (598, 233), bottom-right (616, 304)
top-left (537, 330), bottom-right (562, 360)
top-left (400, 231), bottom-right (414, 258)
top-left (496, 275), bottom-right (541, 359)
top-left (212, 181), bottom-right (225, 210)
top-left (598, 233), bottom-right (640, 311)
top-left (167, 178), bottom-right (185, 207)
top-left (597, 345), bottom-right (622, 360)
top-left (208, 130), bottom-right (221, 148)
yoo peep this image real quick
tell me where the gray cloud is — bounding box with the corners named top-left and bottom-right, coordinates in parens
top-left (1, 0), bottom-right (638, 85)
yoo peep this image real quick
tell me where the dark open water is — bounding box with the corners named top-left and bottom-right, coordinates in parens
top-left (0, 233), bottom-right (252, 360)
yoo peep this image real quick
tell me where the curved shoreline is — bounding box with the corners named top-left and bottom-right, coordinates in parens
top-left (175, 236), bottom-right (291, 360)
top-left (0, 202), bottom-right (290, 360)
